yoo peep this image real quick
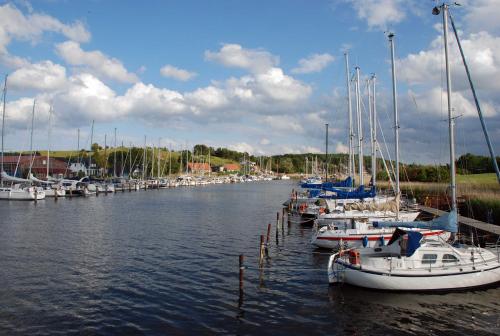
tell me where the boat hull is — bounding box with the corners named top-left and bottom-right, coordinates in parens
top-left (329, 257), bottom-right (500, 291)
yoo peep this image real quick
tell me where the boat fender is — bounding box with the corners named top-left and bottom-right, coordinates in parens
top-left (362, 235), bottom-right (368, 247)
top-left (349, 250), bottom-right (361, 265)
top-left (379, 236), bottom-right (385, 246)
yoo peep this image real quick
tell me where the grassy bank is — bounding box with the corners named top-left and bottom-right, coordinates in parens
top-left (379, 174), bottom-right (500, 225)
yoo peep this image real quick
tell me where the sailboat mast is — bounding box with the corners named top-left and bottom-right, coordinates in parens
top-left (344, 53), bottom-right (354, 178)
top-left (355, 66), bottom-right (364, 186)
top-left (47, 104), bottom-right (53, 178)
top-left (368, 78), bottom-right (374, 186)
top-left (113, 128), bottom-right (117, 177)
top-left (389, 33), bottom-right (400, 218)
top-left (29, 100), bottom-right (36, 178)
top-left (1, 75), bottom-right (7, 184)
top-left (442, 4), bottom-right (457, 212)
top-left (143, 136), bottom-right (146, 180)
top-left (157, 138), bottom-right (161, 178)
top-left (372, 74), bottom-right (377, 187)
top-left (89, 120), bottom-right (94, 177)
top-left (325, 123), bottom-right (329, 181)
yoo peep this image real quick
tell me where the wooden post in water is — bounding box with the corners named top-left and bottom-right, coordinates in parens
top-left (239, 254), bottom-right (244, 290)
top-left (34, 188), bottom-right (37, 203)
top-left (275, 217), bottom-right (279, 245)
top-left (265, 223), bottom-right (271, 256)
top-left (258, 235), bottom-right (265, 267)
top-left (54, 188), bottom-right (58, 201)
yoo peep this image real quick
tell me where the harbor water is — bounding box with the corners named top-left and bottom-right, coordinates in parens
top-left (0, 181), bottom-right (499, 335)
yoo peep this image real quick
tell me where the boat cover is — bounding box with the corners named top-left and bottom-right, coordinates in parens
top-left (301, 176), bottom-right (353, 189)
top-left (29, 173), bottom-right (53, 184)
top-left (1, 171), bottom-right (30, 183)
top-left (319, 185), bottom-right (376, 200)
top-left (373, 210), bottom-right (458, 233)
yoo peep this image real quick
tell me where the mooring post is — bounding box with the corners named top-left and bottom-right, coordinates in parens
top-left (239, 254), bottom-right (244, 290)
top-left (282, 207), bottom-right (285, 227)
top-left (54, 188), bottom-right (58, 201)
top-left (259, 235), bottom-right (265, 267)
top-left (265, 223), bottom-right (271, 256)
top-left (275, 217), bottom-right (279, 245)
top-left (34, 188), bottom-right (38, 203)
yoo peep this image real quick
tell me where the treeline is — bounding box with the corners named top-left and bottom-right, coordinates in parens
top-left (456, 153), bottom-right (500, 174)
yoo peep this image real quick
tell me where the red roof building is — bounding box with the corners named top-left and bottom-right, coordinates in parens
top-left (187, 162), bottom-right (211, 173)
top-left (223, 163), bottom-right (241, 172)
top-left (1, 155), bottom-right (67, 178)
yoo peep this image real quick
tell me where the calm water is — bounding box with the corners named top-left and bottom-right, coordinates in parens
top-left (0, 181), bottom-right (499, 335)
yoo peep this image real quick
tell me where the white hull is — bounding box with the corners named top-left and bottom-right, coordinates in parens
top-left (44, 189), bottom-right (66, 197)
top-left (0, 187), bottom-right (45, 200)
top-left (329, 257), bottom-right (500, 291)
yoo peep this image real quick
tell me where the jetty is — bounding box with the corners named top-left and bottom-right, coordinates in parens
top-left (419, 205), bottom-right (500, 235)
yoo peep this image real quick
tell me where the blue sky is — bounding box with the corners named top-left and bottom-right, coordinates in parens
top-left (1, 0), bottom-right (499, 164)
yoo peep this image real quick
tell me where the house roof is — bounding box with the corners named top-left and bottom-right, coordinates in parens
top-left (187, 162), bottom-right (211, 170)
top-left (223, 163), bottom-right (240, 170)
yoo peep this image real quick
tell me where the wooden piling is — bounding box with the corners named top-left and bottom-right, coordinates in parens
top-left (265, 223), bottom-right (271, 256)
top-left (239, 254), bottom-right (244, 290)
top-left (34, 188), bottom-right (38, 203)
top-left (258, 235), bottom-right (265, 267)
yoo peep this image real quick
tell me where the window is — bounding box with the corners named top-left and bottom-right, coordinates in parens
top-left (442, 254), bottom-right (459, 263)
top-left (422, 254), bottom-right (438, 264)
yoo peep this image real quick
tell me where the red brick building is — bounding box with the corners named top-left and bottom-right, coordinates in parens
top-left (1, 155), bottom-right (67, 178)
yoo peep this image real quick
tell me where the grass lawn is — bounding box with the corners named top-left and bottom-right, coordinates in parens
top-left (456, 173), bottom-right (497, 184)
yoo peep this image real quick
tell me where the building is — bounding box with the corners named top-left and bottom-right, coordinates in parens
top-left (223, 163), bottom-right (241, 172)
top-left (187, 162), bottom-right (211, 174)
top-left (1, 155), bottom-right (67, 178)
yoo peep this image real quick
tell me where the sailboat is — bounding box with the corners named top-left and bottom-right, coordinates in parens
top-left (327, 5), bottom-right (500, 290)
top-left (0, 78), bottom-right (45, 201)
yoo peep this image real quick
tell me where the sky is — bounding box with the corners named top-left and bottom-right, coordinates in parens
top-left (0, 0), bottom-right (499, 164)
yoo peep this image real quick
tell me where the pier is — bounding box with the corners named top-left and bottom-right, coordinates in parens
top-left (419, 205), bottom-right (500, 235)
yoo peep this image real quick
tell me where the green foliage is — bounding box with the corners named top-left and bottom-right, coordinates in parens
top-left (457, 153), bottom-right (500, 174)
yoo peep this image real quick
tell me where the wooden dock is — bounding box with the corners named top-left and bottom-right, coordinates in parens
top-left (419, 205), bottom-right (500, 235)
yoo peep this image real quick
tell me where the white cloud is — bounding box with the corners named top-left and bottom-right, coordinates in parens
top-left (0, 4), bottom-right (90, 55)
top-left (205, 43), bottom-right (279, 73)
top-left (229, 142), bottom-right (254, 154)
top-left (262, 115), bottom-right (305, 133)
top-left (260, 138), bottom-right (270, 145)
top-left (464, 0), bottom-right (500, 33)
top-left (9, 60), bottom-right (67, 91)
top-left (55, 41), bottom-right (138, 83)
top-left (160, 65), bottom-right (197, 81)
top-left (347, 0), bottom-right (406, 30)
top-left (291, 53), bottom-right (334, 74)
top-left (335, 142), bottom-right (349, 154)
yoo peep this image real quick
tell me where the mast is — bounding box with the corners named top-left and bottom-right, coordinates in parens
top-left (129, 142), bottom-right (132, 178)
top-left (208, 147), bottom-right (211, 177)
top-left (47, 104), bottom-right (53, 178)
top-left (169, 144), bottom-right (172, 176)
top-left (104, 134), bottom-right (107, 178)
top-left (344, 53), bottom-right (355, 178)
top-left (157, 138), bottom-right (161, 178)
top-left (28, 100), bottom-right (36, 178)
top-left (441, 4), bottom-right (457, 212)
top-left (1, 75), bottom-right (6, 184)
top-left (372, 74), bottom-right (377, 187)
top-left (389, 32), bottom-right (400, 218)
top-left (113, 128), bottom-right (117, 177)
top-left (143, 135), bottom-right (146, 180)
top-left (89, 120), bottom-right (94, 177)
top-left (355, 66), bottom-right (364, 186)
top-left (325, 123), bottom-right (329, 181)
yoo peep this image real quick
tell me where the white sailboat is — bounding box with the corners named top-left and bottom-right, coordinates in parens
top-left (327, 6), bottom-right (500, 291)
top-left (0, 77), bottom-right (45, 200)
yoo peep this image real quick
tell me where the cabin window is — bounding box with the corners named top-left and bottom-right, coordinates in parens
top-left (442, 254), bottom-right (459, 263)
top-left (422, 254), bottom-right (438, 264)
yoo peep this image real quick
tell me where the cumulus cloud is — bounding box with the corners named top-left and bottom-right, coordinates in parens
top-left (229, 142), bottom-right (255, 154)
top-left (464, 0), bottom-right (500, 33)
top-left (260, 138), bottom-right (270, 145)
top-left (0, 4), bottom-right (90, 64)
top-left (291, 53), bottom-right (335, 74)
top-left (9, 60), bottom-right (67, 91)
top-left (261, 115), bottom-right (305, 133)
top-left (160, 65), bottom-right (197, 81)
top-left (55, 41), bottom-right (138, 83)
top-left (205, 43), bottom-right (279, 73)
top-left (346, 0), bottom-right (406, 30)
